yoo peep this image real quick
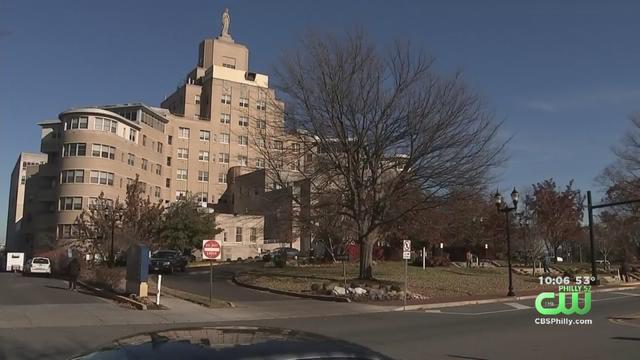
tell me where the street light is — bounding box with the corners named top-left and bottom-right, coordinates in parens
top-left (495, 187), bottom-right (519, 297)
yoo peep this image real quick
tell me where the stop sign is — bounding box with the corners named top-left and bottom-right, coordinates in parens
top-left (202, 239), bottom-right (221, 260)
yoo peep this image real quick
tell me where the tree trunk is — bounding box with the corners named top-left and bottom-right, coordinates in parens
top-left (359, 239), bottom-right (374, 280)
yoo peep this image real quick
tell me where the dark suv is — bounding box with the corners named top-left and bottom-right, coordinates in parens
top-left (150, 250), bottom-right (188, 274)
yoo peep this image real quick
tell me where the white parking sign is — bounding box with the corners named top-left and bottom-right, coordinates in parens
top-left (402, 240), bottom-right (411, 260)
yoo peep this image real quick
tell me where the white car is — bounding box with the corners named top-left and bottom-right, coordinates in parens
top-left (25, 257), bottom-right (52, 275)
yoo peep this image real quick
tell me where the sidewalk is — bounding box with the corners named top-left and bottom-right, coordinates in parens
top-left (394, 281), bottom-right (640, 311)
top-left (0, 291), bottom-right (388, 329)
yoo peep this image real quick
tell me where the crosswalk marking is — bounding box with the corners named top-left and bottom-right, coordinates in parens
top-left (505, 302), bottom-right (531, 310)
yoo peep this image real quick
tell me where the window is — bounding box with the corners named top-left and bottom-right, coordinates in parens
top-left (223, 231), bottom-right (228, 242)
top-left (239, 97), bottom-right (249, 108)
top-left (175, 190), bottom-right (186, 200)
top-left (196, 192), bottom-right (208, 203)
top-left (59, 197), bottom-right (82, 211)
top-left (198, 150), bottom-right (210, 161)
top-left (218, 153), bottom-right (229, 164)
top-left (91, 144), bottom-right (116, 159)
top-left (275, 159), bottom-right (284, 169)
top-left (198, 170), bottom-right (209, 182)
top-left (178, 127), bottom-right (190, 139)
top-left (127, 153), bottom-right (135, 166)
top-left (176, 169), bottom-right (188, 180)
top-left (256, 120), bottom-right (266, 129)
top-left (142, 135), bottom-right (147, 146)
top-left (218, 172), bottom-right (227, 184)
top-left (154, 186), bottom-right (161, 198)
top-left (238, 155), bottom-right (248, 166)
top-left (177, 148), bottom-right (189, 159)
top-left (89, 170), bottom-right (114, 185)
top-left (142, 158), bottom-right (148, 170)
top-left (66, 117), bottom-right (88, 130)
top-left (292, 143), bottom-right (300, 153)
top-left (155, 164), bottom-right (162, 175)
top-left (63, 143), bottom-right (86, 157)
top-left (58, 224), bottom-right (79, 239)
top-left (199, 130), bottom-right (210, 141)
top-left (94, 117), bottom-right (117, 133)
top-left (220, 113), bottom-right (231, 124)
top-left (220, 133), bottom-right (230, 144)
top-left (250, 228), bottom-right (257, 243)
top-left (273, 140), bottom-right (283, 150)
top-left (257, 100), bottom-right (266, 111)
top-left (166, 178), bottom-right (171, 188)
top-left (221, 94), bottom-right (231, 104)
top-left (239, 135), bottom-right (248, 146)
top-left (157, 142), bottom-right (163, 153)
top-left (129, 128), bottom-right (137, 142)
top-left (61, 170), bottom-right (84, 183)
top-left (195, 95), bottom-right (201, 105)
top-left (238, 116), bottom-right (249, 127)
top-left (88, 197), bottom-right (114, 207)
top-left (256, 158), bottom-right (265, 168)
top-left (235, 227), bottom-right (243, 242)
top-left (256, 138), bottom-right (266, 148)
top-left (168, 135), bottom-right (173, 144)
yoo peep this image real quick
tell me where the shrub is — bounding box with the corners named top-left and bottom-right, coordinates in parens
top-left (274, 254), bottom-right (286, 268)
top-left (425, 256), bottom-right (450, 267)
top-left (93, 266), bottom-right (123, 292)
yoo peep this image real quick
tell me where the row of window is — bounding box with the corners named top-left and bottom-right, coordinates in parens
top-left (61, 169), bottom-right (114, 185)
top-left (175, 170), bottom-right (232, 184)
top-left (217, 227), bottom-right (258, 243)
top-left (218, 94), bottom-right (263, 110)
top-left (62, 143), bottom-right (164, 176)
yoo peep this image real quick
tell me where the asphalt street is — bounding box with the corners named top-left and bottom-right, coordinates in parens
top-left (0, 272), bottom-right (106, 306)
top-left (153, 263), bottom-right (298, 302)
top-left (2, 271), bottom-right (640, 360)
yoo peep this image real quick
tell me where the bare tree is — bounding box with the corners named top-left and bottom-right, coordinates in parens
top-left (256, 31), bottom-right (505, 279)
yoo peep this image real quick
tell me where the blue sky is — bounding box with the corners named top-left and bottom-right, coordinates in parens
top-left (2, 0), bottom-right (639, 241)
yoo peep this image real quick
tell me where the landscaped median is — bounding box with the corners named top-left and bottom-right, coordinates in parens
top-left (233, 261), bottom-right (553, 303)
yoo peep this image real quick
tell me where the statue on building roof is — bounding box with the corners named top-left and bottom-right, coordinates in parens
top-left (220, 8), bottom-right (231, 38)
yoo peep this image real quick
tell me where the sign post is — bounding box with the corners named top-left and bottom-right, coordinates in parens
top-left (422, 246), bottom-right (426, 270)
top-left (202, 239), bottom-right (222, 304)
top-left (402, 240), bottom-right (411, 311)
top-left (156, 274), bottom-right (162, 305)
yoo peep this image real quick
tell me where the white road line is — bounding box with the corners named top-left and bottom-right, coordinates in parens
top-left (505, 302), bottom-right (531, 310)
top-left (611, 291), bottom-right (640, 297)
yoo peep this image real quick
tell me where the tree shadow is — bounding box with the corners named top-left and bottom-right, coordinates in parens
top-left (611, 336), bottom-right (640, 341)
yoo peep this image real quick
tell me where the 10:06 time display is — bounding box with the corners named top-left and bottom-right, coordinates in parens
top-left (538, 276), bottom-right (596, 285)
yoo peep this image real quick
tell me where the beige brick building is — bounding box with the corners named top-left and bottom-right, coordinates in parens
top-left (7, 11), bottom-right (282, 256)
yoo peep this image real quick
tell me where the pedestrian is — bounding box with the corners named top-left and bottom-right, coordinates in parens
top-left (67, 257), bottom-right (81, 291)
top-left (620, 260), bottom-right (630, 283)
top-left (542, 255), bottom-right (550, 273)
top-left (466, 251), bottom-right (472, 268)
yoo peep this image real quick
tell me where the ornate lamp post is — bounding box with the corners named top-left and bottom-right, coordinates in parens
top-left (494, 187), bottom-right (519, 297)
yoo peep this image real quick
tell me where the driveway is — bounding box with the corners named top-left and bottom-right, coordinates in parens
top-left (152, 263), bottom-right (301, 303)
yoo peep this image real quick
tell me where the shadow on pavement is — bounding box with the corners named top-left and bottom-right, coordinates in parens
top-left (611, 336), bottom-right (640, 341)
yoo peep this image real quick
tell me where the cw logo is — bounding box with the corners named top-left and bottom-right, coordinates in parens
top-left (534, 292), bottom-right (591, 315)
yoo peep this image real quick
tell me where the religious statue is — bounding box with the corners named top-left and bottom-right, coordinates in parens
top-left (221, 8), bottom-right (230, 37)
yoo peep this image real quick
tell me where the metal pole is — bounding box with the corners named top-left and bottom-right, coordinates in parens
top-left (404, 259), bottom-right (408, 311)
top-left (422, 247), bottom-right (426, 270)
top-left (587, 191), bottom-right (598, 284)
top-left (342, 260), bottom-right (347, 290)
top-left (156, 274), bottom-right (162, 305)
top-left (506, 211), bottom-right (515, 297)
top-left (209, 260), bottom-right (213, 304)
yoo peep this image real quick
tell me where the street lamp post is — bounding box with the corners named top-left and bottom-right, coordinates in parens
top-left (495, 187), bottom-right (519, 297)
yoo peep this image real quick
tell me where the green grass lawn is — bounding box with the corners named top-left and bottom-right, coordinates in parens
top-left (240, 261), bottom-right (547, 299)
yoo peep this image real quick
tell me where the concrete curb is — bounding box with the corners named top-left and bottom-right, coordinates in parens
top-left (78, 280), bottom-right (148, 310)
top-left (232, 274), bottom-right (351, 303)
top-left (395, 283), bottom-right (640, 311)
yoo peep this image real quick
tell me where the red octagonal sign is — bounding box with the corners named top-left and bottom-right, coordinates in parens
top-left (202, 239), bottom-right (221, 260)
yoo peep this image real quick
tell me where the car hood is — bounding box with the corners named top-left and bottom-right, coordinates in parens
top-left (72, 326), bottom-right (392, 360)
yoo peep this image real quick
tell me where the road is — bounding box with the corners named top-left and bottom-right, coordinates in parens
top-left (2, 271), bottom-right (640, 359)
top-left (154, 263), bottom-right (298, 302)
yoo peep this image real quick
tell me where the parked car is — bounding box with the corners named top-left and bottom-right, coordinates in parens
top-left (149, 250), bottom-right (188, 274)
top-left (24, 257), bottom-right (51, 275)
top-left (267, 247), bottom-right (300, 262)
